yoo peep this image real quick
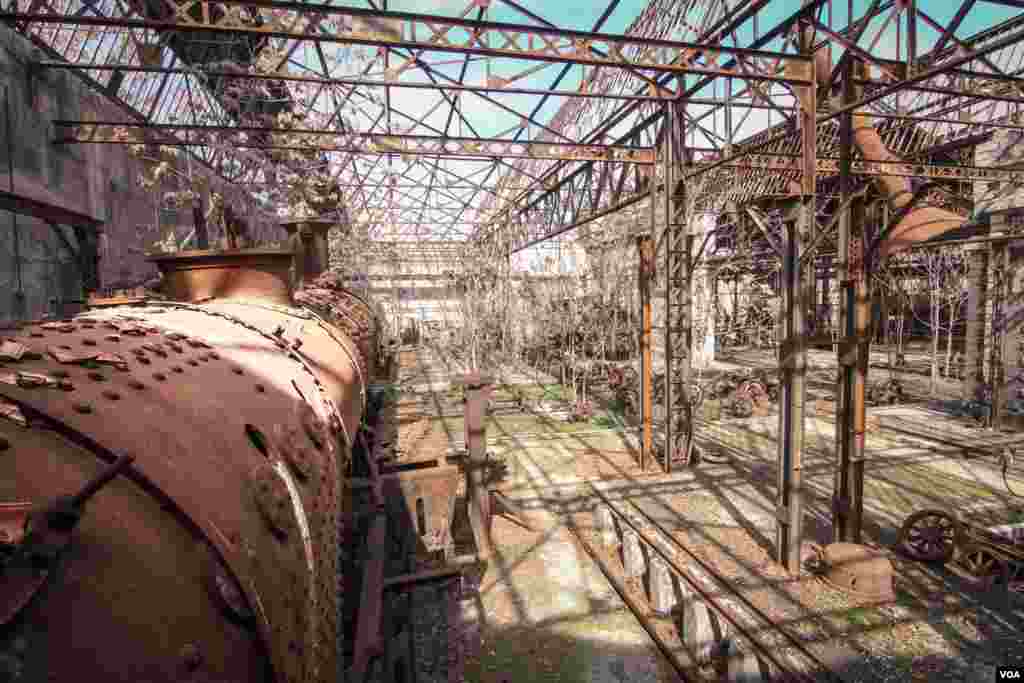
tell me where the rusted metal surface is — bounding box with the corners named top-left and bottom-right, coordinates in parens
top-left (0, 501), bottom-right (31, 546)
top-left (0, 267), bottom-right (378, 682)
top-left (638, 235), bottom-right (653, 470)
top-left (819, 542), bottom-right (895, 602)
top-left (381, 465), bottom-right (461, 556)
top-left (898, 509), bottom-right (962, 563)
top-left (350, 512), bottom-right (386, 682)
top-left (0, 419), bottom-right (272, 681)
top-left (148, 249), bottom-right (296, 306)
top-left (460, 374), bottom-right (494, 559)
top-left (281, 219), bottom-right (332, 288)
top-left (899, 508), bottom-right (1024, 586)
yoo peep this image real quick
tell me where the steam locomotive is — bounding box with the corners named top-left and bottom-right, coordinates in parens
top-left (0, 242), bottom-right (380, 683)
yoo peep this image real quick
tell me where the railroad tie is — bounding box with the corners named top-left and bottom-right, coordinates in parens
top-left (622, 529), bottom-right (647, 579)
top-left (597, 505), bottom-right (619, 548)
top-left (676, 576), bottom-right (719, 667)
top-left (648, 556), bottom-right (676, 616)
top-left (723, 638), bottom-right (769, 682)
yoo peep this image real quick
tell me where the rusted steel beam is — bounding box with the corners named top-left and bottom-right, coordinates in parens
top-left (57, 138), bottom-right (654, 164)
top-left (56, 121), bottom-right (653, 156)
top-left (350, 512), bottom-right (387, 682)
top-left (775, 25), bottom-right (815, 575)
top-left (832, 58), bottom-right (868, 545)
top-left (5, 4), bottom-right (813, 83)
top-left (383, 566), bottom-right (461, 591)
top-left (38, 61), bottom-right (678, 101)
top-left (638, 235), bottom-right (653, 471)
top-left (457, 373), bottom-right (494, 559)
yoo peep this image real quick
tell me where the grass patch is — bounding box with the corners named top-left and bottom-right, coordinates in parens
top-left (845, 607), bottom-right (875, 627)
top-left (463, 626), bottom-right (594, 683)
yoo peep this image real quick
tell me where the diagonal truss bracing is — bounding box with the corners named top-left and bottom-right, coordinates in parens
top-left (3, 0), bottom-right (1024, 248)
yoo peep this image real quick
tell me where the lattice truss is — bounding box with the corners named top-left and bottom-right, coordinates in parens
top-left (5, 0), bottom-right (1024, 255)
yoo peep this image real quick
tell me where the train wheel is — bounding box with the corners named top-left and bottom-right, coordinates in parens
top-left (956, 543), bottom-right (1010, 587)
top-left (731, 397), bottom-right (753, 418)
top-left (899, 509), bottom-right (961, 563)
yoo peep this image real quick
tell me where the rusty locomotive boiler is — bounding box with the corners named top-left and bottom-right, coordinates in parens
top-left (0, 224), bottom-right (382, 682)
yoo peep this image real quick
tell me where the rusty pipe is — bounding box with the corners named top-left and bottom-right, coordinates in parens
top-left (808, 37), bottom-right (966, 259)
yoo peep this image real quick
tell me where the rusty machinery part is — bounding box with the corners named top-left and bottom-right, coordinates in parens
top-left (150, 298), bottom-right (368, 451)
top-left (729, 396), bottom-right (755, 418)
top-left (953, 542), bottom-right (1011, 588)
top-left (0, 283), bottom-right (378, 683)
top-left (817, 542), bottom-right (895, 602)
top-left (898, 509), bottom-right (962, 563)
top-left (868, 378), bottom-right (904, 405)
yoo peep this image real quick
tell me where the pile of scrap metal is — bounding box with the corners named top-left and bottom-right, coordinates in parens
top-left (702, 369), bottom-right (780, 418)
top-left (899, 508), bottom-right (1024, 587)
top-left (867, 377), bottom-right (906, 405)
top-left (654, 368), bottom-right (780, 419)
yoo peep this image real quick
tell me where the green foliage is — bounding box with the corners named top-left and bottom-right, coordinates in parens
top-left (379, 383), bottom-right (401, 403)
top-left (540, 384), bottom-right (570, 401)
top-left (844, 607), bottom-right (874, 627)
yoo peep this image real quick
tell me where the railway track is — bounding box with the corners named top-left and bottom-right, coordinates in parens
top-left (565, 485), bottom-right (844, 682)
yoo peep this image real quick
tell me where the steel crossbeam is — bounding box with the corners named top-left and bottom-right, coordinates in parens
top-left (0, 3), bottom-right (812, 82)
top-left (54, 120), bottom-right (655, 163)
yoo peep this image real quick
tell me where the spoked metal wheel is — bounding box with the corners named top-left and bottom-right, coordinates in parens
top-left (956, 543), bottom-right (1010, 587)
top-left (687, 384), bottom-right (704, 408)
top-left (899, 509), bottom-right (961, 563)
top-left (731, 397), bottom-right (754, 418)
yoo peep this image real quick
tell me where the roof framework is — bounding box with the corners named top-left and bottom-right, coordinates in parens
top-left (4, 0), bottom-right (1024, 256)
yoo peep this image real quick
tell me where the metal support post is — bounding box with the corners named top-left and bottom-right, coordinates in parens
top-left (990, 235), bottom-right (1008, 431)
top-left (638, 235), bottom-right (654, 471)
top-left (663, 96), bottom-right (692, 474)
top-left (776, 208), bottom-right (808, 573)
top-left (832, 57), bottom-right (868, 544)
top-left (461, 373), bottom-right (494, 559)
top-left (776, 25), bottom-right (815, 573)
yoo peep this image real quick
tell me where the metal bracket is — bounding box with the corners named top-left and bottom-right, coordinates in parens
top-left (775, 505), bottom-right (791, 524)
top-left (838, 339), bottom-right (858, 366)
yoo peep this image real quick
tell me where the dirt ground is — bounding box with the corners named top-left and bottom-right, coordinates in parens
top-left (392, 343), bottom-right (1024, 683)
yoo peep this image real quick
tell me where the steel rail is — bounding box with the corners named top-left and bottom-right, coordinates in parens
top-left (561, 508), bottom-right (696, 682)
top-left (588, 485), bottom-right (844, 683)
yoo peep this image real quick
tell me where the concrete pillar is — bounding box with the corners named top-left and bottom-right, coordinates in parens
top-left (964, 244), bottom-right (989, 399)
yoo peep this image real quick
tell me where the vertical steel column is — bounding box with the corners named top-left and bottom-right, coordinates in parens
top-left (990, 235), bottom-right (1008, 431)
top-left (462, 373), bottom-right (494, 559)
top-left (5, 86), bottom-right (25, 318)
top-left (662, 102), bottom-right (673, 475)
top-left (776, 27), bottom-right (815, 573)
top-left (663, 98), bottom-right (692, 474)
top-left (832, 57), bottom-right (868, 543)
top-left (964, 245), bottom-right (989, 399)
top-left (639, 235), bottom-right (654, 471)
